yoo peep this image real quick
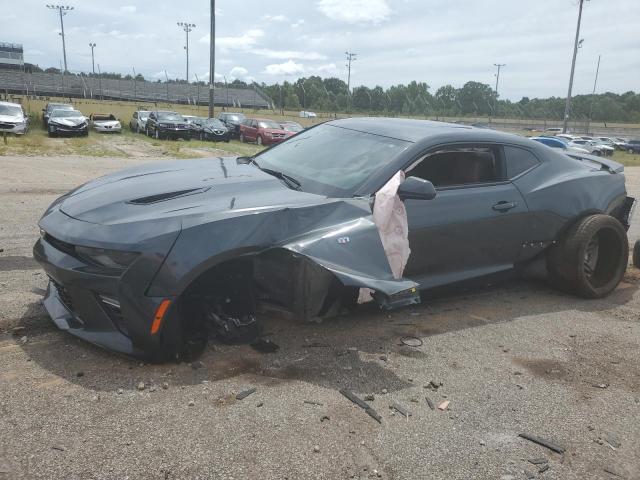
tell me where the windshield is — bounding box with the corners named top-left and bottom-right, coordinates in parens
top-left (157, 112), bottom-right (183, 121)
top-left (258, 120), bottom-right (282, 129)
top-left (52, 109), bottom-right (84, 118)
top-left (48, 104), bottom-right (73, 112)
top-left (282, 123), bottom-right (303, 132)
top-left (254, 124), bottom-right (410, 197)
top-left (224, 114), bottom-right (245, 122)
top-left (206, 119), bottom-right (225, 128)
top-left (0, 105), bottom-right (23, 116)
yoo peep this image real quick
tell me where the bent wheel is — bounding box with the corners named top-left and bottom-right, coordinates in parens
top-left (547, 214), bottom-right (628, 298)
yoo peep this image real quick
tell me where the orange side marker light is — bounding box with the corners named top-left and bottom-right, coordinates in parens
top-left (151, 299), bottom-right (172, 335)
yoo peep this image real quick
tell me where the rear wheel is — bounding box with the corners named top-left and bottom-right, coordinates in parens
top-left (547, 214), bottom-right (628, 298)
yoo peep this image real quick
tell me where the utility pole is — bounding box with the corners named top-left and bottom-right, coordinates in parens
top-left (493, 63), bottom-right (506, 117)
top-left (47, 5), bottom-right (74, 72)
top-left (133, 67), bottom-right (137, 101)
top-left (89, 43), bottom-right (96, 74)
top-left (563, 0), bottom-right (588, 133)
top-left (177, 22), bottom-right (196, 82)
top-left (345, 51), bottom-right (357, 94)
top-left (164, 70), bottom-right (169, 102)
top-left (586, 54), bottom-right (601, 134)
top-left (208, 0), bottom-right (215, 117)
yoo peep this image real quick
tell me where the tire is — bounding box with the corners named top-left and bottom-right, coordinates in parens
top-left (257, 135), bottom-right (263, 146)
top-left (633, 240), bottom-right (640, 269)
top-left (239, 132), bottom-right (245, 143)
top-left (594, 150), bottom-right (601, 157)
top-left (547, 214), bottom-right (628, 298)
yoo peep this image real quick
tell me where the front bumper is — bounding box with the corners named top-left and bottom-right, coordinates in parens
top-left (49, 123), bottom-right (88, 135)
top-left (94, 125), bottom-right (121, 133)
top-left (32, 209), bottom-right (183, 361)
top-left (159, 127), bottom-right (190, 139)
top-left (0, 122), bottom-right (28, 134)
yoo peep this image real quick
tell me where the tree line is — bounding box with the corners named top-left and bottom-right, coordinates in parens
top-left (20, 63), bottom-right (640, 122)
top-left (257, 76), bottom-right (640, 123)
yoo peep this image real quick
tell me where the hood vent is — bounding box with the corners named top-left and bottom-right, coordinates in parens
top-left (128, 187), bottom-right (210, 205)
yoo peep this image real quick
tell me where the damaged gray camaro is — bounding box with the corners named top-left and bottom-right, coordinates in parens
top-left (33, 118), bottom-right (635, 361)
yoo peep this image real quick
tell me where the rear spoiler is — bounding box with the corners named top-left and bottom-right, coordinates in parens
top-left (567, 152), bottom-right (624, 173)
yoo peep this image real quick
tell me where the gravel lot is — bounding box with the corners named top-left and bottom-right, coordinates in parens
top-left (1, 155), bottom-right (639, 480)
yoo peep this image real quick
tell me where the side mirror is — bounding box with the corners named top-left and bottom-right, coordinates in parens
top-left (397, 176), bottom-right (437, 201)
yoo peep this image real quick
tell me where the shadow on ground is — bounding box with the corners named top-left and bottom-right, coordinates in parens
top-left (12, 271), bottom-right (639, 395)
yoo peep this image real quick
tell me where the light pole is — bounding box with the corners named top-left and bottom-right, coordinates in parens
top-left (586, 54), bottom-right (601, 134)
top-left (493, 63), bottom-right (506, 117)
top-left (208, 0), bottom-right (215, 117)
top-left (46, 5), bottom-right (74, 72)
top-left (177, 22), bottom-right (196, 83)
top-left (563, 0), bottom-right (588, 133)
top-left (89, 43), bottom-right (96, 74)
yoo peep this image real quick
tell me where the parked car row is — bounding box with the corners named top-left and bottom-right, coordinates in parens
top-left (40, 102), bottom-right (122, 137)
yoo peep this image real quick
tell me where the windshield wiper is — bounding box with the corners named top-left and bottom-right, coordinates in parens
top-left (251, 159), bottom-right (302, 191)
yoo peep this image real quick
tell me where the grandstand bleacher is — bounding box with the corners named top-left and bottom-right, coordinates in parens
top-left (0, 68), bottom-right (272, 108)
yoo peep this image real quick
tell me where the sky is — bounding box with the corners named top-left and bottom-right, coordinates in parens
top-left (2, 0), bottom-right (639, 100)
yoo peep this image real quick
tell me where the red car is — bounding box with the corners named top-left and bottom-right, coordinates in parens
top-left (239, 118), bottom-right (289, 146)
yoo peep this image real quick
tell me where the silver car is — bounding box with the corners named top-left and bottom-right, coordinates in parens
top-left (129, 110), bottom-right (151, 133)
top-left (0, 101), bottom-right (29, 135)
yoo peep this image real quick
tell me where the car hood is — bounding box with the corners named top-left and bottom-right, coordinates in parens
top-left (0, 114), bottom-right (24, 123)
top-left (50, 117), bottom-right (86, 126)
top-left (58, 157), bottom-right (327, 225)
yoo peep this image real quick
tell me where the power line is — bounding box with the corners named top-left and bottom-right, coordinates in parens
top-left (177, 22), bottom-right (196, 83)
top-left (46, 5), bottom-right (74, 72)
top-left (562, 0), bottom-right (589, 133)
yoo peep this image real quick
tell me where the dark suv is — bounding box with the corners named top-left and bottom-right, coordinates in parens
top-left (217, 112), bottom-right (246, 138)
top-left (626, 140), bottom-right (640, 154)
top-left (145, 111), bottom-right (190, 140)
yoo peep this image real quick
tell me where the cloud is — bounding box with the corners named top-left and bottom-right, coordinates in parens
top-left (317, 0), bottom-right (391, 24)
top-left (119, 5), bottom-right (136, 13)
top-left (201, 29), bottom-right (264, 49)
top-left (228, 66), bottom-right (254, 82)
top-left (291, 19), bottom-right (305, 28)
top-left (263, 60), bottom-right (306, 76)
top-left (263, 14), bottom-right (288, 22)
top-left (253, 49), bottom-right (327, 60)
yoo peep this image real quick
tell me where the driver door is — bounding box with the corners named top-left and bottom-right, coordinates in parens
top-left (401, 144), bottom-right (530, 289)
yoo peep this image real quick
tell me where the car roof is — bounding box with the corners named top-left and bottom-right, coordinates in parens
top-left (324, 117), bottom-right (525, 143)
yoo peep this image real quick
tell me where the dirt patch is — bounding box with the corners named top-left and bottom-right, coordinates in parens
top-left (0, 256), bottom-right (39, 272)
top-left (94, 135), bottom-right (167, 157)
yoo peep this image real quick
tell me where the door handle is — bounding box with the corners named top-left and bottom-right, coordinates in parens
top-left (492, 201), bottom-right (517, 212)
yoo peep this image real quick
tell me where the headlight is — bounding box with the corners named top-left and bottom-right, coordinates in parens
top-left (75, 246), bottom-right (139, 269)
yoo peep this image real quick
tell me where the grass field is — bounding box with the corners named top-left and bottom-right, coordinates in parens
top-left (2, 95), bottom-right (639, 166)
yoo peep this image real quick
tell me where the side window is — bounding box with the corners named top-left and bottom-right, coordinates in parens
top-left (133, 112), bottom-right (138, 119)
top-left (407, 146), bottom-right (503, 188)
top-left (504, 146), bottom-right (539, 179)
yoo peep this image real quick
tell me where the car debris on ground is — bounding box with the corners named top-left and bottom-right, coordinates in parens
top-left (340, 389), bottom-right (383, 424)
top-left (390, 402), bottom-right (411, 417)
top-left (518, 433), bottom-right (566, 454)
top-left (236, 388), bottom-right (257, 400)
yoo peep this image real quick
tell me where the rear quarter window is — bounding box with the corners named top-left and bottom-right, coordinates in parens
top-left (504, 146), bottom-right (540, 179)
